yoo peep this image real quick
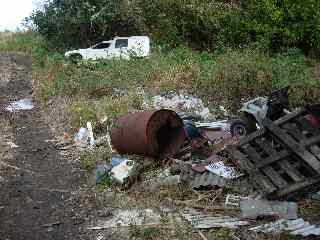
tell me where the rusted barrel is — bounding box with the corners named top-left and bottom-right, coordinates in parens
top-left (111, 110), bottom-right (186, 158)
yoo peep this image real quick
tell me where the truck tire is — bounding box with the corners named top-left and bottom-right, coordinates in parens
top-left (230, 113), bottom-right (257, 137)
top-left (69, 54), bottom-right (83, 63)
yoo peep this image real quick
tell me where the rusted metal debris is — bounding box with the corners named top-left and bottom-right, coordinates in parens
top-left (111, 110), bottom-right (186, 158)
top-left (229, 107), bottom-right (320, 200)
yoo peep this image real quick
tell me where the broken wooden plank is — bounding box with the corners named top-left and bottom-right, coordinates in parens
top-left (264, 166), bottom-right (288, 188)
top-left (310, 145), bottom-right (320, 161)
top-left (278, 160), bottom-right (305, 182)
top-left (256, 135), bottom-right (305, 182)
top-left (244, 145), bottom-right (263, 163)
top-left (243, 144), bottom-right (288, 188)
top-left (282, 122), bottom-right (307, 143)
top-left (274, 176), bottom-right (320, 199)
top-left (263, 119), bottom-right (320, 174)
top-left (239, 128), bottom-right (266, 146)
top-left (232, 148), bottom-right (277, 193)
top-left (256, 150), bottom-right (290, 169)
top-left (302, 135), bottom-right (320, 147)
top-left (274, 109), bottom-right (306, 126)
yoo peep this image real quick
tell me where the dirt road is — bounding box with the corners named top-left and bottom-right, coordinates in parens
top-left (0, 53), bottom-right (86, 240)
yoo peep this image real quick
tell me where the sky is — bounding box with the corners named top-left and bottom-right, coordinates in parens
top-left (0, 0), bottom-right (35, 31)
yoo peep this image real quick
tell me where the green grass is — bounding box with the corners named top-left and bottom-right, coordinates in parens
top-left (1, 31), bottom-right (319, 128)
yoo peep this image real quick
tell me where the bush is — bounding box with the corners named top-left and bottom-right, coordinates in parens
top-left (28, 0), bottom-right (320, 53)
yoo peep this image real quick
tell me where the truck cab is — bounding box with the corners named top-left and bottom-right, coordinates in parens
top-left (65, 36), bottom-right (150, 61)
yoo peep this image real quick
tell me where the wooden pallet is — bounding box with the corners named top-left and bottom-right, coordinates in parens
top-left (230, 108), bottom-right (320, 199)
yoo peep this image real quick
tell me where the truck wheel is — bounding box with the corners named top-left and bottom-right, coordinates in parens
top-left (230, 114), bottom-right (257, 137)
top-left (69, 54), bottom-right (82, 63)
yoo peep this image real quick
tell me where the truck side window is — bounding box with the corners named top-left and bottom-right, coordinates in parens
top-left (92, 43), bottom-right (110, 49)
top-left (115, 39), bottom-right (128, 48)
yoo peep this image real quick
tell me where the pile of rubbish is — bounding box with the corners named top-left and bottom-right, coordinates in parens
top-left (75, 90), bottom-right (320, 238)
top-left (153, 93), bottom-right (212, 120)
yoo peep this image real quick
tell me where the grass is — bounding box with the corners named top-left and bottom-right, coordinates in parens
top-left (3, 31), bottom-right (320, 240)
top-left (1, 31), bottom-right (319, 128)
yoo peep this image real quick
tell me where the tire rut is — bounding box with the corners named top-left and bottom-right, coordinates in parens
top-left (0, 53), bottom-right (85, 240)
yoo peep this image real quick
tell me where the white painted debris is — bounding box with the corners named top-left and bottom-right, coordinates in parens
top-left (74, 127), bottom-right (89, 146)
top-left (240, 199), bottom-right (298, 220)
top-left (88, 208), bottom-right (162, 230)
top-left (205, 161), bottom-right (240, 179)
top-left (225, 194), bottom-right (250, 207)
top-left (110, 159), bottom-right (135, 183)
top-left (6, 142), bottom-right (19, 148)
top-left (153, 93), bottom-right (211, 120)
top-left (181, 208), bottom-right (249, 229)
top-left (250, 218), bottom-right (320, 237)
top-left (87, 122), bottom-right (95, 146)
top-left (6, 98), bottom-right (33, 112)
top-left (195, 120), bottom-right (230, 131)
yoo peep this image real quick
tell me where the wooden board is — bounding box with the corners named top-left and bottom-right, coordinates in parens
top-left (230, 108), bottom-right (320, 199)
top-left (264, 119), bottom-right (320, 174)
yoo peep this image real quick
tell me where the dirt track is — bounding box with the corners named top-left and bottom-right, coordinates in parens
top-left (0, 53), bottom-right (86, 240)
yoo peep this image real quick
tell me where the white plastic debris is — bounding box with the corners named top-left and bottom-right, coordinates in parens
top-left (250, 218), bottom-right (320, 237)
top-left (225, 194), bottom-right (250, 207)
top-left (110, 159), bottom-right (135, 183)
top-left (181, 208), bottom-right (249, 229)
top-left (153, 93), bottom-right (211, 120)
top-left (88, 208), bottom-right (162, 230)
top-left (74, 127), bottom-right (89, 146)
top-left (195, 120), bottom-right (230, 131)
top-left (87, 122), bottom-right (95, 146)
top-left (205, 161), bottom-right (241, 179)
top-left (6, 142), bottom-right (19, 148)
top-left (6, 98), bottom-right (33, 112)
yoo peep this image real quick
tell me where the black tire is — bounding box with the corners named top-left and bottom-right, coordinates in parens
top-left (230, 113), bottom-right (257, 137)
top-left (69, 54), bottom-right (83, 63)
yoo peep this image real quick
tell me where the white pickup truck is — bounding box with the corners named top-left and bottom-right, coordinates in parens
top-left (65, 36), bottom-right (150, 61)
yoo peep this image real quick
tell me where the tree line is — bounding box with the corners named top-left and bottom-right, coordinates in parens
top-left (29, 0), bottom-right (320, 54)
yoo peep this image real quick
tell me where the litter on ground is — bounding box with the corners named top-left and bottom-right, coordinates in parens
top-left (5, 98), bottom-right (33, 112)
top-left (75, 90), bottom-right (320, 239)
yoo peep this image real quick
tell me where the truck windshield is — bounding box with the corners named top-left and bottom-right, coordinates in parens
top-left (92, 42), bottom-right (111, 49)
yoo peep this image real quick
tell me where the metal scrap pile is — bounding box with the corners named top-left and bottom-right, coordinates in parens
top-left (82, 90), bottom-right (320, 238)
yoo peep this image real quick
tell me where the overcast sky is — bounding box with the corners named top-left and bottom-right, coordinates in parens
top-left (0, 0), bottom-right (35, 31)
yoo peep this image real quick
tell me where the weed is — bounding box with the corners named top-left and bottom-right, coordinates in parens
top-left (80, 150), bottom-right (97, 171)
top-left (2, 32), bottom-right (319, 127)
top-left (142, 227), bottom-right (160, 239)
top-left (69, 98), bottom-right (98, 131)
top-left (96, 174), bottom-right (112, 192)
top-left (209, 228), bottom-right (235, 240)
top-left (80, 147), bottom-right (109, 171)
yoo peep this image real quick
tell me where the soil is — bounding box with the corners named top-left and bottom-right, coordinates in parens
top-left (0, 53), bottom-right (87, 240)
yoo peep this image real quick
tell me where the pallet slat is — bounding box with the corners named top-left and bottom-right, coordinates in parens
top-left (244, 145), bottom-right (289, 188)
top-left (232, 148), bottom-right (277, 193)
top-left (278, 160), bottom-right (304, 182)
top-left (264, 119), bottom-right (320, 174)
top-left (231, 108), bottom-right (320, 199)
